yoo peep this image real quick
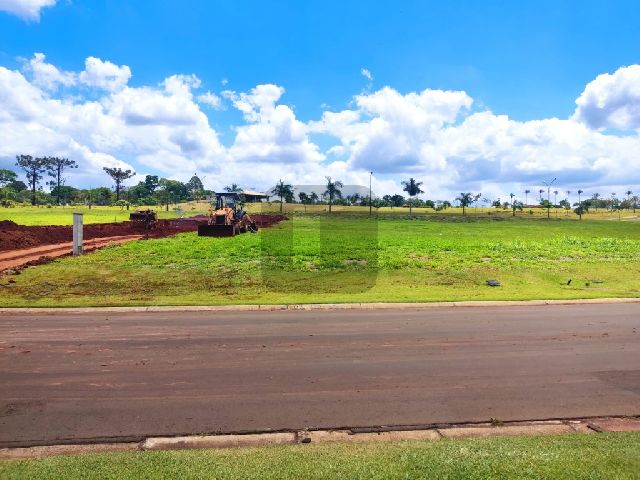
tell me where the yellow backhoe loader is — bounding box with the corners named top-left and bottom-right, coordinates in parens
top-left (197, 193), bottom-right (258, 237)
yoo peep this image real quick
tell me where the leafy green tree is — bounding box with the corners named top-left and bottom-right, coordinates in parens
top-left (323, 176), bottom-right (343, 213)
top-left (103, 167), bottom-right (135, 201)
top-left (157, 178), bottom-right (189, 210)
top-left (50, 186), bottom-right (80, 205)
top-left (298, 192), bottom-right (311, 212)
top-left (310, 192), bottom-right (319, 204)
top-left (127, 182), bottom-right (151, 204)
top-left (509, 193), bottom-right (517, 216)
top-left (401, 178), bottom-right (424, 215)
top-left (144, 175), bottom-right (159, 194)
top-left (389, 194), bottom-right (405, 207)
top-left (8, 180), bottom-right (27, 192)
top-left (46, 157), bottom-right (78, 205)
top-left (626, 190), bottom-right (633, 211)
top-left (186, 174), bottom-right (205, 199)
top-left (435, 200), bottom-right (451, 211)
top-left (511, 200), bottom-right (524, 216)
top-left (574, 202), bottom-right (588, 220)
top-left (15, 155), bottom-right (49, 205)
top-left (224, 183), bottom-right (242, 193)
top-left (346, 193), bottom-right (361, 206)
top-left (271, 180), bottom-right (294, 213)
top-left (0, 170), bottom-right (20, 205)
top-left (86, 187), bottom-right (113, 206)
top-left (0, 169), bottom-right (17, 187)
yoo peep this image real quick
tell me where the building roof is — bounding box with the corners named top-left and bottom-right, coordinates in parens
top-left (241, 189), bottom-right (270, 197)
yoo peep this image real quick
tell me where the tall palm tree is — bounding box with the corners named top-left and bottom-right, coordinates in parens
top-left (577, 189), bottom-right (584, 221)
top-left (538, 189), bottom-right (544, 203)
top-left (271, 179), bottom-right (293, 213)
top-left (509, 193), bottom-right (516, 217)
top-left (323, 176), bottom-right (343, 213)
top-left (401, 178), bottom-right (424, 215)
top-left (524, 189), bottom-right (531, 207)
top-left (592, 193), bottom-right (600, 212)
top-left (553, 190), bottom-right (559, 216)
top-left (456, 192), bottom-right (478, 216)
top-left (626, 190), bottom-right (633, 210)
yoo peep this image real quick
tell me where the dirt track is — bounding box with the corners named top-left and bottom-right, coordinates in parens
top-left (0, 235), bottom-right (143, 272)
top-left (0, 214), bottom-right (286, 253)
top-left (0, 214), bottom-right (286, 273)
top-left (1, 303), bottom-right (638, 447)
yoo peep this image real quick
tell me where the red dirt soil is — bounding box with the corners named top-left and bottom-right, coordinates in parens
top-left (0, 214), bottom-right (286, 253)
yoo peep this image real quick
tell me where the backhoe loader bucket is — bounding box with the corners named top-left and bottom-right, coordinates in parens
top-left (198, 224), bottom-right (235, 237)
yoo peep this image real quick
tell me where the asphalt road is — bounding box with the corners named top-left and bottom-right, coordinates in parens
top-left (1, 304), bottom-right (639, 447)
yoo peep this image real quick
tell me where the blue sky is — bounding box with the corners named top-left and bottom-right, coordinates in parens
top-left (1, 0), bottom-right (639, 198)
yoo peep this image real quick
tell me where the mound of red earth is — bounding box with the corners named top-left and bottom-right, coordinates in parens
top-left (0, 214), bottom-right (286, 252)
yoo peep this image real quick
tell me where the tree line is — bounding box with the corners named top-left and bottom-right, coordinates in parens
top-left (1, 156), bottom-right (638, 217)
top-left (1, 155), bottom-right (209, 209)
top-left (269, 177), bottom-right (638, 218)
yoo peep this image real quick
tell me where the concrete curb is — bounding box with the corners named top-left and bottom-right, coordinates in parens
top-left (1, 297), bottom-right (639, 315)
top-left (2, 417), bottom-right (639, 460)
top-left (0, 442), bottom-right (139, 460)
top-left (141, 432), bottom-right (297, 451)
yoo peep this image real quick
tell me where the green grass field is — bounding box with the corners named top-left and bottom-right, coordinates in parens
top-left (0, 205), bottom-right (189, 226)
top-left (2, 433), bottom-right (639, 479)
top-left (2, 203), bottom-right (637, 225)
top-left (1, 213), bottom-right (639, 307)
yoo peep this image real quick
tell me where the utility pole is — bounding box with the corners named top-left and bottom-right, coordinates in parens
top-left (543, 178), bottom-right (557, 219)
top-left (369, 171), bottom-right (373, 215)
top-left (72, 212), bottom-right (83, 256)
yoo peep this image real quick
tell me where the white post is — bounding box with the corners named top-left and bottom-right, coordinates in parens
top-left (73, 212), bottom-right (83, 256)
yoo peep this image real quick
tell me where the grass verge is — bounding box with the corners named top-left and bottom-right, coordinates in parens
top-left (2, 433), bottom-right (640, 479)
top-left (1, 215), bottom-right (639, 307)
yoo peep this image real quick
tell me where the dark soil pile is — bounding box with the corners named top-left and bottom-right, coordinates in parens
top-left (0, 214), bottom-right (286, 252)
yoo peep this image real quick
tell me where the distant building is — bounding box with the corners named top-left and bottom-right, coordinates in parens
top-left (240, 190), bottom-right (270, 202)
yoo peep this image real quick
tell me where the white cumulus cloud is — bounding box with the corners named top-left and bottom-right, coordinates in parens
top-left (79, 57), bottom-right (132, 92)
top-left (313, 84), bottom-right (640, 195)
top-left (0, 0), bottom-right (56, 21)
top-left (0, 56), bottom-right (226, 187)
top-left (197, 91), bottom-right (222, 109)
top-left (0, 54), bottom-right (639, 197)
top-left (226, 84), bottom-right (324, 166)
top-left (23, 53), bottom-right (76, 90)
top-left (573, 64), bottom-right (640, 131)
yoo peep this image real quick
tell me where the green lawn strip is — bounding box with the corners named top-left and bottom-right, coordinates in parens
top-left (2, 205), bottom-right (636, 226)
top-left (2, 433), bottom-right (640, 480)
top-left (1, 216), bottom-right (639, 307)
top-left (0, 206), bottom-right (183, 226)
